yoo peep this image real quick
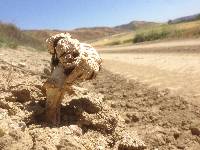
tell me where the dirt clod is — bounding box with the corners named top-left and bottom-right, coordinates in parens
top-left (190, 121), bottom-right (200, 136)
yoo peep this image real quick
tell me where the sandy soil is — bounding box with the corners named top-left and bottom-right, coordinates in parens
top-left (99, 39), bottom-right (200, 105)
top-left (0, 45), bottom-right (200, 150)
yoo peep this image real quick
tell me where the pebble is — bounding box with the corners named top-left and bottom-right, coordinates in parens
top-left (126, 103), bottom-right (134, 108)
top-left (176, 141), bottom-right (185, 149)
top-left (126, 112), bottom-right (139, 122)
top-left (18, 62), bottom-right (26, 67)
top-left (190, 127), bottom-right (200, 136)
top-left (1, 65), bottom-right (7, 70)
top-left (43, 68), bottom-right (51, 75)
top-left (110, 102), bottom-right (117, 108)
top-left (68, 125), bottom-right (82, 136)
top-left (190, 120), bottom-right (200, 136)
top-left (18, 122), bottom-right (26, 131)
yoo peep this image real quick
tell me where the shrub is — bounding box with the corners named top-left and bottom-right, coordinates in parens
top-left (133, 33), bottom-right (145, 43)
top-left (133, 27), bottom-right (171, 43)
top-left (8, 42), bottom-right (18, 49)
top-left (0, 22), bottom-right (45, 50)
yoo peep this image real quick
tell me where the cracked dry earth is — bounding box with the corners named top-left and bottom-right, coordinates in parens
top-left (0, 47), bottom-right (200, 150)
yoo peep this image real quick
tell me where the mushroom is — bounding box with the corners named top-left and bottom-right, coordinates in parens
top-left (43, 33), bottom-right (102, 125)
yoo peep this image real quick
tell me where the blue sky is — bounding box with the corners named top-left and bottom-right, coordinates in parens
top-left (0, 0), bottom-right (200, 30)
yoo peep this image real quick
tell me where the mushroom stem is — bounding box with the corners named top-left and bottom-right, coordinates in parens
top-left (45, 87), bottom-right (65, 125)
top-left (44, 65), bottom-right (66, 125)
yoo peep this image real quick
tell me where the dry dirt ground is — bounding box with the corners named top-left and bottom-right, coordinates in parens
top-left (0, 44), bottom-right (200, 150)
top-left (99, 39), bottom-right (200, 106)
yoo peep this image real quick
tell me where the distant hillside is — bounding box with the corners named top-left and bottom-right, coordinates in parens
top-left (23, 30), bottom-right (60, 44)
top-left (0, 22), bottom-right (44, 50)
top-left (24, 21), bottom-right (159, 43)
top-left (115, 21), bottom-right (159, 30)
top-left (92, 20), bottom-right (200, 47)
top-left (168, 13), bottom-right (200, 24)
top-left (23, 21), bottom-right (159, 47)
top-left (69, 27), bottom-right (125, 41)
top-left (24, 27), bottom-right (124, 43)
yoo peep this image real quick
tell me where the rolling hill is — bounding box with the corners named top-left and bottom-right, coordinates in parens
top-left (23, 21), bottom-right (158, 43)
top-left (23, 27), bottom-right (124, 43)
top-left (0, 20), bottom-right (158, 50)
top-left (168, 13), bottom-right (200, 24)
top-left (91, 20), bottom-right (200, 47)
top-left (115, 21), bottom-right (159, 30)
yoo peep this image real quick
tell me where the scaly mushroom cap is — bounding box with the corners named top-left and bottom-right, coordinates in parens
top-left (46, 32), bottom-right (102, 79)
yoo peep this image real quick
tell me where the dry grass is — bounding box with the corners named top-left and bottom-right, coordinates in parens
top-left (92, 20), bottom-right (200, 46)
top-left (0, 22), bottom-right (45, 50)
top-left (91, 32), bottom-right (135, 47)
top-left (133, 21), bottom-right (200, 43)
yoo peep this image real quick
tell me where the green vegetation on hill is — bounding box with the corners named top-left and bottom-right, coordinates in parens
top-left (0, 22), bottom-right (45, 50)
top-left (91, 20), bottom-right (200, 46)
top-left (133, 25), bottom-right (177, 43)
top-left (133, 21), bottom-right (200, 43)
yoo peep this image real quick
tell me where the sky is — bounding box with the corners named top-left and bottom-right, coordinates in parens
top-left (0, 0), bottom-right (200, 30)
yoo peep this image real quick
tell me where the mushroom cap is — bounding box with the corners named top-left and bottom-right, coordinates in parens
top-left (46, 33), bottom-right (102, 80)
